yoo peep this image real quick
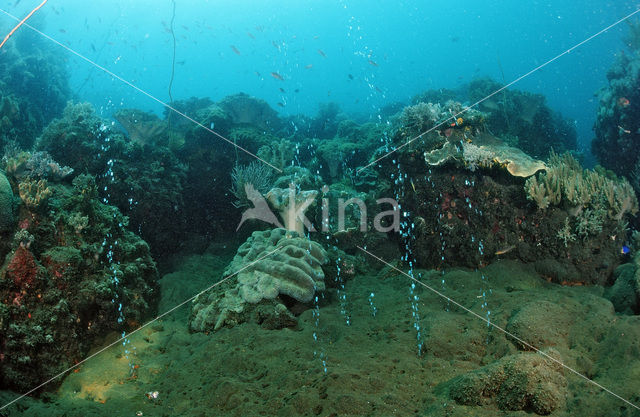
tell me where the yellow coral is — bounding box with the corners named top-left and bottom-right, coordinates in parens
top-left (18, 178), bottom-right (52, 209)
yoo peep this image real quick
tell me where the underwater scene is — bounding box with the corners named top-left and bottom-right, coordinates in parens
top-left (1, 0), bottom-right (640, 416)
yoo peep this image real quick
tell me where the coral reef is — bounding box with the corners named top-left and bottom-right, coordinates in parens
top-left (0, 171), bottom-right (13, 233)
top-left (467, 78), bottom-right (577, 158)
top-left (412, 80), bottom-right (577, 159)
top-left (218, 93), bottom-right (282, 131)
top-left (378, 119), bottom-right (630, 284)
top-left (0, 168), bottom-right (157, 391)
top-left (190, 228), bottom-right (327, 332)
top-left (592, 23), bottom-right (640, 194)
top-left (0, 29), bottom-right (70, 150)
top-left (36, 102), bottom-right (187, 257)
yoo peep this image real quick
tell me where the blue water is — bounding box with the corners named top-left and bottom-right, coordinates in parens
top-left (2, 1), bottom-right (636, 150)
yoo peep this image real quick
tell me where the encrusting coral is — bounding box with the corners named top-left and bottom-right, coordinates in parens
top-left (190, 228), bottom-right (328, 332)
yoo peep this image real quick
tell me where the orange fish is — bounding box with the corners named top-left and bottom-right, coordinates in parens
top-left (618, 97), bottom-right (630, 107)
top-left (271, 72), bottom-right (284, 81)
top-left (318, 49), bottom-right (326, 57)
top-left (230, 45), bottom-right (241, 55)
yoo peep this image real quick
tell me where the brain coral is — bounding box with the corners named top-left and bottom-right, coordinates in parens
top-left (226, 228), bottom-right (328, 303)
top-left (190, 228), bottom-right (328, 332)
top-left (0, 171), bottom-right (14, 232)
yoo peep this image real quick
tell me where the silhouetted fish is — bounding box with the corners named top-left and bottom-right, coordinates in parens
top-left (230, 45), bottom-right (241, 55)
top-left (271, 72), bottom-right (284, 81)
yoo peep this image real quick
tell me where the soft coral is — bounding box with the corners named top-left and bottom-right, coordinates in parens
top-left (6, 246), bottom-right (38, 289)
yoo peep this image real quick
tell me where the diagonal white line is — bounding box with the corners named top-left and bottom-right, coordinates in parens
top-left (0, 7), bottom-right (282, 173)
top-left (356, 245), bottom-right (640, 411)
top-left (0, 246), bottom-right (283, 411)
top-left (357, 8), bottom-right (640, 174)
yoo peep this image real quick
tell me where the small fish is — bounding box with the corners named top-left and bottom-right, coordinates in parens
top-left (317, 49), bottom-right (326, 57)
top-left (294, 89), bottom-right (299, 93)
top-left (91, 43), bottom-right (96, 52)
top-left (181, 25), bottom-right (189, 31)
top-left (621, 245), bottom-right (631, 255)
top-left (255, 71), bottom-right (261, 77)
top-left (230, 45), bottom-right (241, 55)
top-left (279, 87), bottom-right (286, 93)
top-left (272, 40), bottom-right (280, 50)
top-left (59, 29), bottom-right (66, 33)
top-left (368, 59), bottom-right (378, 67)
top-left (495, 245), bottom-right (516, 256)
top-left (270, 72), bottom-right (284, 81)
top-left (304, 64), bottom-right (313, 69)
top-left (276, 102), bottom-right (285, 107)
top-left (247, 32), bottom-right (255, 39)
top-left (618, 97), bottom-right (630, 107)
top-left (348, 74), bottom-right (354, 80)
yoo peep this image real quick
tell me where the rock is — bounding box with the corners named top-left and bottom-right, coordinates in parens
top-left (446, 349), bottom-right (567, 415)
top-left (606, 258), bottom-right (640, 314)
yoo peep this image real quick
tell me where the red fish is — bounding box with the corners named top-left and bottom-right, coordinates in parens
top-left (271, 72), bottom-right (284, 81)
top-left (618, 97), bottom-right (630, 107)
top-left (230, 45), bottom-right (241, 55)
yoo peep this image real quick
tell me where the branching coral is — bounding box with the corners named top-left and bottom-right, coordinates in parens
top-left (525, 176), bottom-right (550, 209)
top-left (556, 218), bottom-right (576, 247)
